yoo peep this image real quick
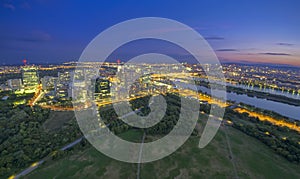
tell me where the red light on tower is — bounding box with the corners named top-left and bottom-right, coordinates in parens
top-left (22, 59), bottom-right (27, 65)
top-left (117, 59), bottom-right (121, 64)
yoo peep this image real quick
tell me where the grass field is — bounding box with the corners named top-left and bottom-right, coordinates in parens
top-left (43, 111), bottom-right (75, 131)
top-left (118, 129), bottom-right (144, 142)
top-left (23, 126), bottom-right (300, 179)
top-left (140, 126), bottom-right (300, 178)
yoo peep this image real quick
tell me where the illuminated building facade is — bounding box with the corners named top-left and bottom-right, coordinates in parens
top-left (22, 66), bottom-right (39, 93)
top-left (55, 71), bottom-right (73, 99)
top-left (94, 77), bottom-right (111, 101)
top-left (7, 79), bottom-right (22, 90)
top-left (41, 76), bottom-right (57, 91)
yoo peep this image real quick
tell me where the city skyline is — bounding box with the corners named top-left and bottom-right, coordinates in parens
top-left (1, 2), bottom-right (300, 178)
top-left (1, 0), bottom-right (300, 66)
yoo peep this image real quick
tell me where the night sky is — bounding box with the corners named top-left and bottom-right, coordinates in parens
top-left (1, 0), bottom-right (300, 66)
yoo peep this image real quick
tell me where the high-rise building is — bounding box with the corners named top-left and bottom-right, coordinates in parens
top-left (41, 76), bottom-right (57, 91)
top-left (7, 79), bottom-right (22, 90)
top-left (94, 77), bottom-right (111, 101)
top-left (55, 71), bottom-right (73, 99)
top-left (22, 66), bottom-right (39, 93)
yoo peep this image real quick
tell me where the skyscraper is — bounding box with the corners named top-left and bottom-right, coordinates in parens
top-left (41, 76), bottom-right (57, 91)
top-left (22, 66), bottom-right (39, 93)
top-left (7, 79), bottom-right (22, 90)
top-left (94, 77), bottom-right (111, 101)
top-left (55, 71), bottom-right (73, 99)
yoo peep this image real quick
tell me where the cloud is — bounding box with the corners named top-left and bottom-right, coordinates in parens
top-left (3, 3), bottom-right (15, 11)
top-left (142, 26), bottom-right (201, 36)
top-left (216, 49), bottom-right (238, 52)
top-left (17, 31), bottom-right (52, 42)
top-left (276, 43), bottom-right (294, 46)
top-left (259, 52), bottom-right (291, 56)
top-left (204, 36), bottom-right (225, 40)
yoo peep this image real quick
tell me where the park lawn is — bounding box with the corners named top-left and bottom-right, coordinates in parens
top-left (43, 111), bottom-right (75, 131)
top-left (22, 129), bottom-right (143, 179)
top-left (141, 127), bottom-right (300, 178)
top-left (226, 126), bottom-right (300, 179)
top-left (22, 147), bottom-right (136, 179)
top-left (24, 127), bottom-right (300, 179)
top-left (117, 129), bottom-right (144, 142)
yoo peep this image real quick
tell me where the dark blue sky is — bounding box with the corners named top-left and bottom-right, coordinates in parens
top-left (1, 0), bottom-right (300, 66)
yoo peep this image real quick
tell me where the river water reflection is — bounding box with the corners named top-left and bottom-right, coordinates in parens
top-left (178, 82), bottom-right (300, 120)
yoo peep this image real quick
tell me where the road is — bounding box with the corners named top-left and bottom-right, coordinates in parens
top-left (11, 137), bottom-right (84, 179)
top-left (234, 107), bottom-right (300, 133)
top-left (136, 132), bottom-right (146, 179)
top-left (29, 85), bottom-right (43, 107)
top-left (60, 137), bottom-right (83, 151)
top-left (11, 160), bottom-right (45, 179)
top-left (223, 126), bottom-right (239, 179)
top-left (10, 107), bottom-right (143, 179)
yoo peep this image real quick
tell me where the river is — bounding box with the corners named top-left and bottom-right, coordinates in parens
top-left (177, 82), bottom-right (300, 120)
top-left (193, 77), bottom-right (300, 99)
